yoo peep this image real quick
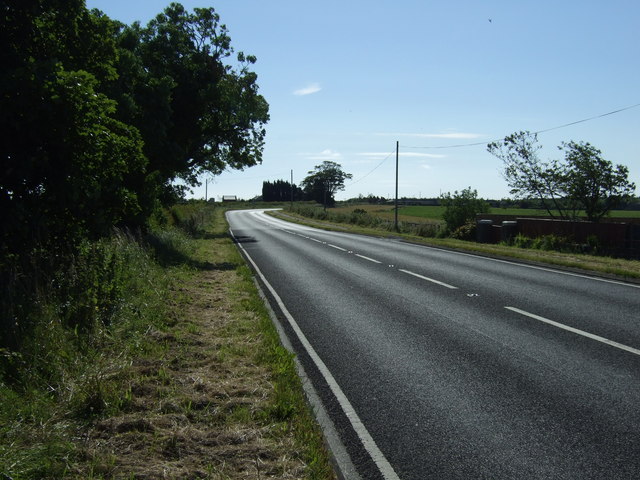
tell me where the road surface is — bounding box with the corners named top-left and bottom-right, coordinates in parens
top-left (227, 209), bottom-right (640, 480)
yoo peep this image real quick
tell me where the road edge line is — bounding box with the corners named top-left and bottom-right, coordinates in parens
top-left (230, 227), bottom-right (401, 480)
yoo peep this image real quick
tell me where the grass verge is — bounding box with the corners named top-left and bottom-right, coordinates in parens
top-left (1, 204), bottom-right (336, 479)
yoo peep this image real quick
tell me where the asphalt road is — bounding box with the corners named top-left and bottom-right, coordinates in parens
top-left (227, 209), bottom-right (640, 480)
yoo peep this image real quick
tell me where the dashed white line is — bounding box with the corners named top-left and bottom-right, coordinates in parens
top-left (505, 306), bottom-right (640, 356)
top-left (328, 244), bottom-right (348, 252)
top-left (355, 254), bottom-right (383, 264)
top-left (399, 269), bottom-right (458, 289)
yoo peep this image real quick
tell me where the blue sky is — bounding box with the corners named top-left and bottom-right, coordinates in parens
top-left (86, 0), bottom-right (639, 201)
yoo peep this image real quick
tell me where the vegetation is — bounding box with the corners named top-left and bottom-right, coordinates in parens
top-left (262, 179), bottom-right (304, 202)
top-left (1, 3), bottom-right (336, 478)
top-left (487, 131), bottom-right (635, 221)
top-left (2, 0), bottom-right (270, 406)
top-left (0, 204), bottom-right (336, 479)
top-left (300, 161), bottom-right (353, 208)
top-left (440, 187), bottom-right (490, 237)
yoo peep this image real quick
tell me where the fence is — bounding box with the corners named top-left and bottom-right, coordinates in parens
top-left (476, 215), bottom-right (640, 258)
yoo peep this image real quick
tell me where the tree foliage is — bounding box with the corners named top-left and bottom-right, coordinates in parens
top-left (1, 1), bottom-right (270, 258)
top-left (440, 187), bottom-right (490, 233)
top-left (262, 180), bottom-right (303, 202)
top-left (106, 3), bottom-right (270, 202)
top-left (487, 132), bottom-right (635, 222)
top-left (300, 161), bottom-right (352, 207)
top-left (560, 141), bottom-right (636, 222)
top-left (1, 0), bottom-right (146, 257)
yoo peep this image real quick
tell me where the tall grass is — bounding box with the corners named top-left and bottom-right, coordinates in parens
top-left (0, 207), bottom-right (203, 478)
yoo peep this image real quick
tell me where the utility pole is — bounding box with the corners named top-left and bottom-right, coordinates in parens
top-left (290, 169), bottom-right (294, 210)
top-left (205, 178), bottom-right (208, 202)
top-left (394, 141), bottom-right (399, 231)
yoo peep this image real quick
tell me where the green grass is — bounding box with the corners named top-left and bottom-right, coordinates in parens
top-left (1, 204), bottom-right (336, 479)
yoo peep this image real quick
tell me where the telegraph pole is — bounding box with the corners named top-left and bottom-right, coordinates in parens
top-left (394, 141), bottom-right (399, 231)
top-left (290, 169), bottom-right (294, 209)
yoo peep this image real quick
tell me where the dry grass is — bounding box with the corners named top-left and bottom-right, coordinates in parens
top-left (64, 209), bottom-right (336, 479)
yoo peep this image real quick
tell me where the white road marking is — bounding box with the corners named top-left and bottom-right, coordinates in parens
top-left (407, 242), bottom-right (640, 290)
top-left (230, 228), bottom-right (401, 480)
top-left (355, 254), bottom-right (382, 264)
top-left (329, 244), bottom-right (348, 252)
top-left (399, 269), bottom-right (458, 289)
top-left (505, 306), bottom-right (640, 357)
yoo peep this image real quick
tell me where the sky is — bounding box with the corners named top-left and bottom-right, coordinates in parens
top-left (85, 0), bottom-right (640, 201)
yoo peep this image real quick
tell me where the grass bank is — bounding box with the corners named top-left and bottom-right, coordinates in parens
top-left (0, 203), bottom-right (336, 479)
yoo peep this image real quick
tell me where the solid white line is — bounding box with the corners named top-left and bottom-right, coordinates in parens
top-left (505, 306), bottom-right (640, 357)
top-left (329, 244), bottom-right (348, 252)
top-left (355, 254), bottom-right (382, 264)
top-left (399, 269), bottom-right (458, 289)
top-left (230, 229), bottom-right (401, 480)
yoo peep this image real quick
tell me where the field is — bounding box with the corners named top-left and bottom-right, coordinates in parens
top-left (333, 204), bottom-right (640, 222)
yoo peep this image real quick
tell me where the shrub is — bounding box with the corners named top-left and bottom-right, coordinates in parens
top-left (440, 187), bottom-right (490, 234)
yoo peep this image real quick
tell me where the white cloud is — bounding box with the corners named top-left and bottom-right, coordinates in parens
top-left (376, 132), bottom-right (484, 139)
top-left (306, 149), bottom-right (342, 161)
top-left (293, 83), bottom-right (321, 96)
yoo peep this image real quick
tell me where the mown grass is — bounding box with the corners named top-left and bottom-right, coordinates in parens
top-left (0, 203), bottom-right (336, 479)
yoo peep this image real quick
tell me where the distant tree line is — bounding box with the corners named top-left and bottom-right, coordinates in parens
top-left (262, 180), bottom-right (304, 202)
top-left (262, 161), bottom-right (352, 207)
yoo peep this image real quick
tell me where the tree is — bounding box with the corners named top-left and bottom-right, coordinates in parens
top-left (262, 180), bottom-right (302, 202)
top-left (300, 161), bottom-right (352, 208)
top-left (560, 141), bottom-right (635, 222)
top-left (106, 4), bottom-right (270, 203)
top-left (440, 187), bottom-right (490, 234)
top-left (487, 132), bottom-right (567, 218)
top-left (1, 1), bottom-right (147, 257)
top-left (487, 132), bottom-right (636, 221)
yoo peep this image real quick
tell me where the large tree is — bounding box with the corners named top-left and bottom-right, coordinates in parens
top-left (487, 132), bottom-right (567, 218)
top-left (487, 132), bottom-right (635, 221)
top-left (1, 0), bottom-right (147, 256)
top-left (300, 161), bottom-right (352, 208)
top-left (560, 141), bottom-right (636, 222)
top-left (106, 3), bottom-right (270, 203)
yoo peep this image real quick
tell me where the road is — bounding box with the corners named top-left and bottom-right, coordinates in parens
top-left (226, 209), bottom-right (640, 480)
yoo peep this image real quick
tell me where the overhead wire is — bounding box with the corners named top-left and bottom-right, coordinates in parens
top-left (346, 150), bottom-right (396, 187)
top-left (403, 102), bottom-right (640, 150)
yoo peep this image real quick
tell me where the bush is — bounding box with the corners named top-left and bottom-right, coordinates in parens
top-left (451, 222), bottom-right (477, 241)
top-left (440, 187), bottom-right (490, 234)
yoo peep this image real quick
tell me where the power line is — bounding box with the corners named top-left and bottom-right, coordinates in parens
top-left (346, 150), bottom-right (396, 187)
top-left (403, 102), bottom-right (640, 150)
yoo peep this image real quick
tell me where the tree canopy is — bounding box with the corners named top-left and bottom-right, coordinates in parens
top-left (300, 161), bottom-right (352, 208)
top-left (1, 1), bottom-right (269, 258)
top-left (487, 132), bottom-right (635, 222)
